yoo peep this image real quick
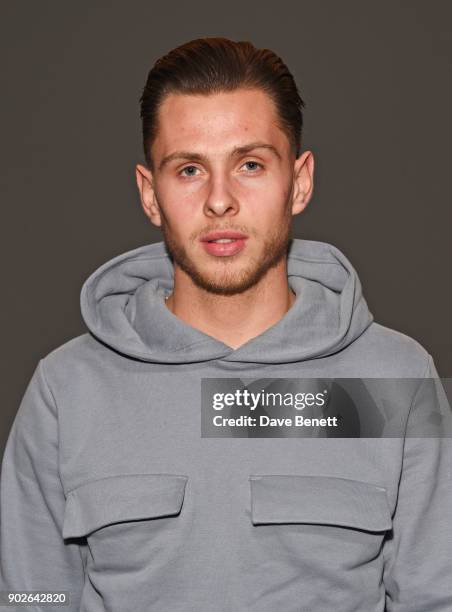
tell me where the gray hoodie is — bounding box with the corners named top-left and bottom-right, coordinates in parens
top-left (1, 238), bottom-right (451, 611)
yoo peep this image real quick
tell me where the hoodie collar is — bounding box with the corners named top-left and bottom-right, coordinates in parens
top-left (80, 238), bottom-right (373, 365)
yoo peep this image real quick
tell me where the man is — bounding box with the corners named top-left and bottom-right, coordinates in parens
top-left (1, 37), bottom-right (451, 611)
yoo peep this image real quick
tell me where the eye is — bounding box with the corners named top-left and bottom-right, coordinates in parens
top-left (179, 165), bottom-right (200, 177)
top-left (242, 160), bottom-right (263, 172)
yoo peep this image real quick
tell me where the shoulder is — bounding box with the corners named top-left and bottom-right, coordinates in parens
top-left (352, 321), bottom-right (432, 377)
top-left (39, 332), bottom-right (111, 387)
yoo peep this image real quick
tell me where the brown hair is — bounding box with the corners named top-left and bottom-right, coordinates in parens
top-left (139, 37), bottom-right (305, 169)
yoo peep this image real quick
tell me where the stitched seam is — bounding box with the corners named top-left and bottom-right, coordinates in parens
top-left (90, 330), bottom-right (223, 356)
top-left (404, 353), bottom-right (432, 437)
top-left (38, 359), bottom-right (69, 497)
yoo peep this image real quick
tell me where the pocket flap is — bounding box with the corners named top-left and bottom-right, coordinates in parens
top-left (250, 475), bottom-right (392, 532)
top-left (63, 473), bottom-right (188, 539)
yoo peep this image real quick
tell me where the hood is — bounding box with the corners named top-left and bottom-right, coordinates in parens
top-left (80, 238), bottom-right (373, 365)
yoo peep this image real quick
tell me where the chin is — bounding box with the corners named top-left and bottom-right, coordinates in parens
top-left (190, 264), bottom-right (267, 296)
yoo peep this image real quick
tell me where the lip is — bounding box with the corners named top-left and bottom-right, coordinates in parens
top-left (200, 231), bottom-right (248, 257)
top-left (200, 230), bottom-right (248, 242)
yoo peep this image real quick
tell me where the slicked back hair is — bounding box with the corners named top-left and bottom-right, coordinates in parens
top-left (139, 37), bottom-right (305, 170)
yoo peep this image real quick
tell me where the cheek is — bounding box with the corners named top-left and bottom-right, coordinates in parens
top-left (240, 180), bottom-right (291, 219)
top-left (162, 180), bottom-right (206, 212)
top-left (162, 206), bottom-right (194, 235)
top-left (157, 183), bottom-right (200, 225)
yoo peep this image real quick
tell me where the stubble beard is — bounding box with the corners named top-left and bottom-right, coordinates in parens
top-left (160, 210), bottom-right (293, 297)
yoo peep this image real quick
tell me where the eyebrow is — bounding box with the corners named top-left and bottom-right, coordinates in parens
top-left (158, 141), bottom-right (282, 172)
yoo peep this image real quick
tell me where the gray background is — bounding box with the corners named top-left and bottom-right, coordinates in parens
top-left (1, 1), bottom-right (451, 449)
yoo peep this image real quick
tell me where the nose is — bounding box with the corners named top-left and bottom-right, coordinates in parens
top-left (203, 170), bottom-right (239, 217)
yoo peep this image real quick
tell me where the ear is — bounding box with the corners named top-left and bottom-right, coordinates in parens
top-left (135, 163), bottom-right (162, 227)
top-left (291, 150), bottom-right (315, 216)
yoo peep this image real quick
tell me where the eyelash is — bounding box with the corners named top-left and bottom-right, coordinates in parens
top-left (178, 160), bottom-right (264, 177)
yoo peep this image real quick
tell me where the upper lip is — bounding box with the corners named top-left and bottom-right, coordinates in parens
top-left (200, 230), bottom-right (248, 242)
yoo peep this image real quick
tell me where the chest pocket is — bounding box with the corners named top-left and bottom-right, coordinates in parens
top-left (62, 473), bottom-right (188, 576)
top-left (248, 473), bottom-right (393, 586)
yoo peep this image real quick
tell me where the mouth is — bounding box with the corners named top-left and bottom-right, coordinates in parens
top-left (200, 231), bottom-right (249, 257)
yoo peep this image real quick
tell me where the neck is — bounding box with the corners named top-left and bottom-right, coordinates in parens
top-left (165, 259), bottom-right (296, 350)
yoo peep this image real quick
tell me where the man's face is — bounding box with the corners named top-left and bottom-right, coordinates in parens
top-left (136, 88), bottom-right (313, 295)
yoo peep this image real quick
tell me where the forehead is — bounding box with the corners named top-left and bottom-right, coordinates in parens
top-left (153, 88), bottom-right (289, 157)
